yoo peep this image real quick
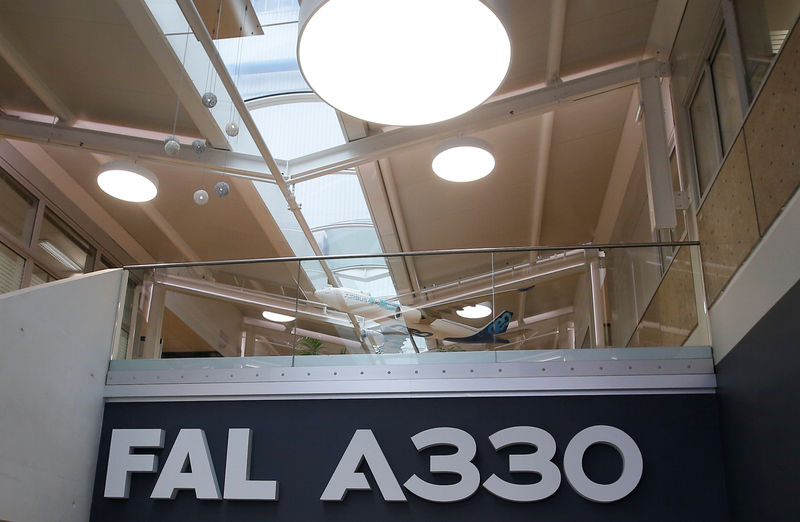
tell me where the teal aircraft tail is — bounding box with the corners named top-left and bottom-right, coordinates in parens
top-left (444, 310), bottom-right (513, 344)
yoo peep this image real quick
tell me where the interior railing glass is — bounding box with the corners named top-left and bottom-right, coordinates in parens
top-left (113, 242), bottom-right (707, 367)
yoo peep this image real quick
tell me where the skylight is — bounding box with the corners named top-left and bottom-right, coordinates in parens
top-left (141, 0), bottom-right (414, 352)
top-left (213, 1), bottom-right (346, 160)
top-left (144, 0), bottom-right (260, 155)
top-left (216, 24), bottom-right (309, 100)
top-left (237, 98), bottom-right (346, 159)
top-left (293, 172), bottom-right (397, 297)
top-left (252, 0), bottom-right (300, 26)
top-left (143, 0), bottom-right (341, 160)
top-left (295, 172), bottom-right (371, 228)
top-left (290, 171), bottom-right (414, 350)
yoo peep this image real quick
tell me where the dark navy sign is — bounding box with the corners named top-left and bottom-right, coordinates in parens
top-left (91, 395), bottom-right (728, 521)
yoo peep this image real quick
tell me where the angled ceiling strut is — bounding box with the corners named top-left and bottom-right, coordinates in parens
top-left (175, 0), bottom-right (371, 352)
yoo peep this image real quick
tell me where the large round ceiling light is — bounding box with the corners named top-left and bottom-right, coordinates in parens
top-left (432, 137), bottom-right (495, 182)
top-left (97, 161), bottom-right (158, 202)
top-left (297, 0), bottom-right (511, 126)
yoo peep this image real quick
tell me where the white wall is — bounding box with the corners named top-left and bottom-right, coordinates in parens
top-left (0, 269), bottom-right (125, 522)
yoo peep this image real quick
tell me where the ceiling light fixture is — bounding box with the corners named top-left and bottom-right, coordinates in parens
top-left (262, 311), bottom-right (295, 323)
top-left (432, 137), bottom-right (496, 182)
top-left (38, 240), bottom-right (83, 272)
top-left (456, 302), bottom-right (492, 319)
top-left (297, 0), bottom-right (510, 126)
top-left (97, 161), bottom-right (158, 202)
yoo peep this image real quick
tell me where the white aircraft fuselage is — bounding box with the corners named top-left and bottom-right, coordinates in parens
top-left (314, 287), bottom-right (423, 324)
top-left (314, 287), bottom-right (511, 342)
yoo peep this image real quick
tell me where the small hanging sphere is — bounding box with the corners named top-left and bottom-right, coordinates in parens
top-left (164, 136), bottom-right (180, 156)
top-left (191, 139), bottom-right (207, 154)
top-left (202, 92), bottom-right (218, 108)
top-left (214, 181), bottom-right (230, 198)
top-left (193, 189), bottom-right (209, 206)
top-left (225, 121), bottom-right (240, 137)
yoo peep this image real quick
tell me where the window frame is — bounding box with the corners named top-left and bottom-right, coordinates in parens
top-left (685, 26), bottom-right (751, 205)
top-left (0, 158), bottom-right (121, 292)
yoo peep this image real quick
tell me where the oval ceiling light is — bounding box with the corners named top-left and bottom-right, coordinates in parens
top-left (97, 161), bottom-right (158, 202)
top-left (297, 0), bottom-right (511, 126)
top-left (262, 310), bottom-right (296, 323)
top-left (432, 137), bottom-right (496, 182)
top-left (456, 302), bottom-right (492, 319)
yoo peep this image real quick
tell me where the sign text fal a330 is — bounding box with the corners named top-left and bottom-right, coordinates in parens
top-left (104, 425), bottom-right (643, 504)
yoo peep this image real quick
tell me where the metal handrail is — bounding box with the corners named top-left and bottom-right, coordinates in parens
top-left (124, 241), bottom-right (699, 270)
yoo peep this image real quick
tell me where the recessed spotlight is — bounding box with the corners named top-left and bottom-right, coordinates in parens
top-left (262, 311), bottom-right (295, 323)
top-left (456, 303), bottom-right (492, 319)
top-left (97, 161), bottom-right (158, 202)
top-left (298, 0), bottom-right (510, 126)
top-left (432, 137), bottom-right (495, 182)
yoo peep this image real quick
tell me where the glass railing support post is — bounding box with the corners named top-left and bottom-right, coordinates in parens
top-left (141, 282), bottom-right (166, 360)
top-left (587, 250), bottom-right (606, 348)
top-left (689, 244), bottom-right (713, 346)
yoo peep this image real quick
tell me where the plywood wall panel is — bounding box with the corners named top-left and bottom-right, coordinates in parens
top-left (628, 246), bottom-right (697, 347)
top-left (743, 27), bottom-right (800, 235)
top-left (697, 133), bottom-right (760, 305)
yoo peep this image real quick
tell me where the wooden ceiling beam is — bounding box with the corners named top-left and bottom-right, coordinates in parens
top-left (285, 58), bottom-right (669, 184)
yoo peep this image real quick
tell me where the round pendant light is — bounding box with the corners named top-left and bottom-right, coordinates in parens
top-left (97, 161), bottom-right (158, 202)
top-left (456, 302), bottom-right (492, 319)
top-left (432, 137), bottom-right (495, 182)
top-left (298, 0), bottom-right (511, 126)
top-left (262, 310), bottom-right (295, 323)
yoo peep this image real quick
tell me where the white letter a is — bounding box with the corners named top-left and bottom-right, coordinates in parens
top-left (320, 429), bottom-right (406, 502)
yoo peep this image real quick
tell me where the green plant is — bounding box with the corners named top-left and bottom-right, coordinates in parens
top-left (296, 336), bottom-right (324, 355)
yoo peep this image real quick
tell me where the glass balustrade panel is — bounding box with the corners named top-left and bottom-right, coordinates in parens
top-left (116, 244), bottom-right (709, 368)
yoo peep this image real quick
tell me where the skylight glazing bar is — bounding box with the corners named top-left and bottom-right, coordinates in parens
top-left (175, 0), bottom-right (370, 350)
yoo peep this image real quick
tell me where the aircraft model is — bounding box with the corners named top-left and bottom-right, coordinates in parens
top-left (314, 286), bottom-right (513, 349)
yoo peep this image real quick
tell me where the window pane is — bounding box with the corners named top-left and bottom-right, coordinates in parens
top-left (37, 210), bottom-right (94, 274)
top-left (689, 72), bottom-right (722, 195)
top-left (736, 0), bottom-right (800, 94)
top-left (0, 168), bottom-right (37, 243)
top-left (0, 242), bottom-right (25, 294)
top-left (711, 35), bottom-right (744, 152)
top-left (30, 264), bottom-right (56, 287)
